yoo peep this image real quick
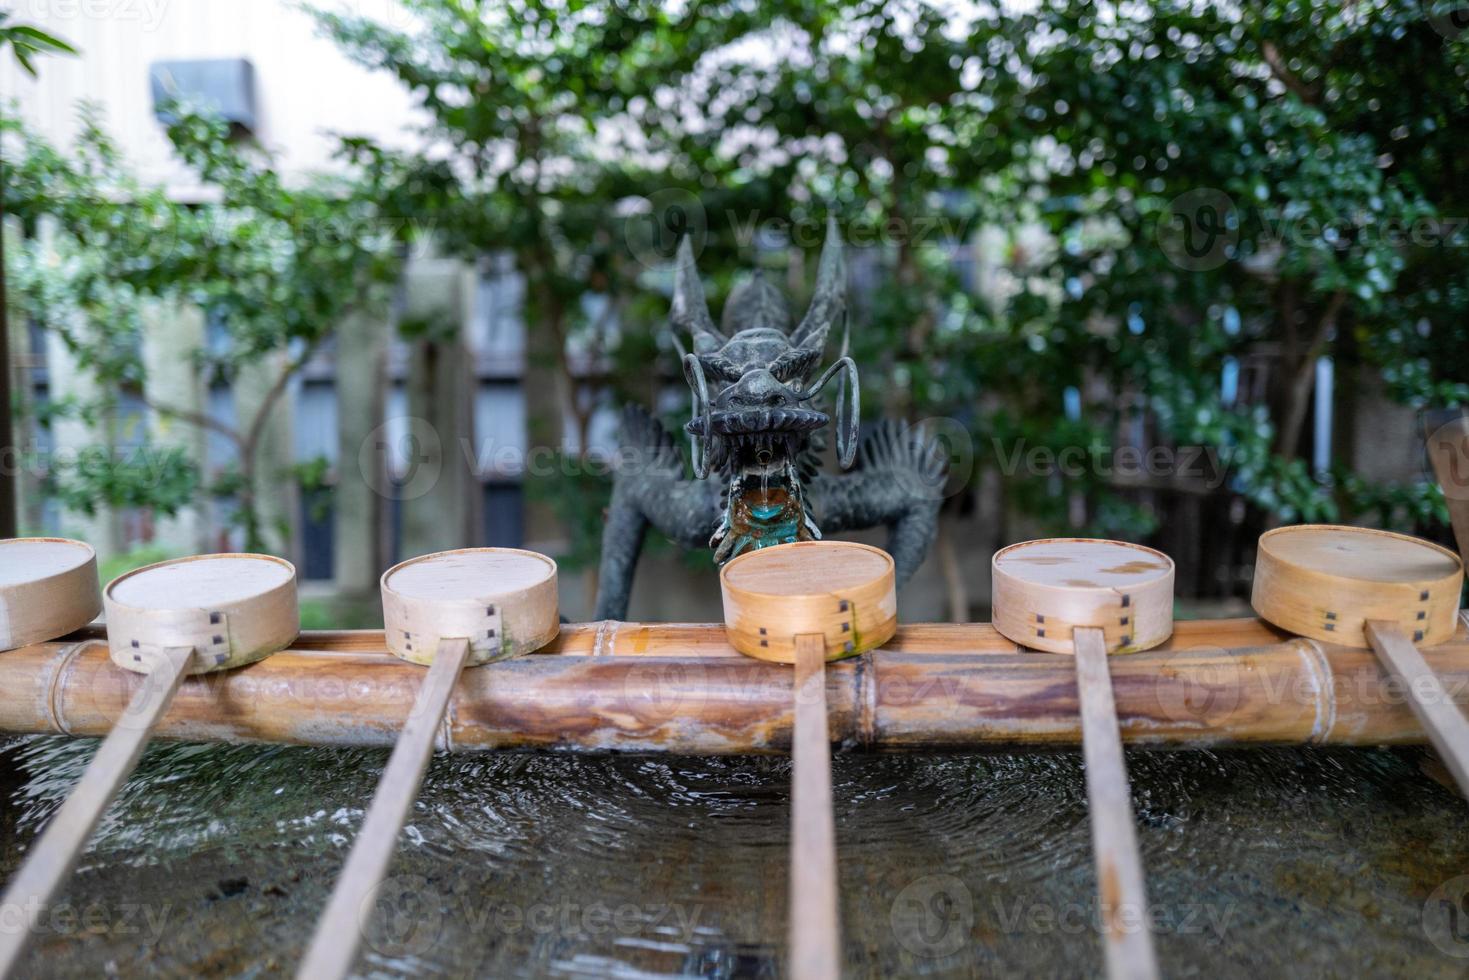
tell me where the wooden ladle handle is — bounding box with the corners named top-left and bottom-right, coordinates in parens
top-left (0, 645), bottom-right (194, 980)
top-left (790, 633), bottom-right (840, 980)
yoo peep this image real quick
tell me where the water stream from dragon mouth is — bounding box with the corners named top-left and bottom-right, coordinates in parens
top-left (712, 463), bottom-right (818, 564)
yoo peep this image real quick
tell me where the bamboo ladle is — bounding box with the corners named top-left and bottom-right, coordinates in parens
top-left (720, 540), bottom-right (897, 980)
top-left (298, 547), bottom-right (558, 980)
top-left (1252, 524), bottom-right (1467, 790)
top-left (0, 537), bottom-right (101, 653)
top-left (992, 537), bottom-right (1171, 980)
top-left (0, 551), bottom-right (298, 979)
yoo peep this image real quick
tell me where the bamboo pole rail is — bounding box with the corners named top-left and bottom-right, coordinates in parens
top-left (3, 617), bottom-right (1469, 754)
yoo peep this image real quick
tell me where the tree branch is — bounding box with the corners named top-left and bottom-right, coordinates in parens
top-left (1262, 41), bottom-right (1320, 104)
top-left (132, 388), bottom-right (243, 446)
top-left (241, 336), bottom-right (326, 459)
top-left (1275, 288), bottom-right (1346, 459)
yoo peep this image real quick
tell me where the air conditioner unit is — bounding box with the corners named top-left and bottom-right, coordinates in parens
top-left (148, 58), bottom-right (257, 133)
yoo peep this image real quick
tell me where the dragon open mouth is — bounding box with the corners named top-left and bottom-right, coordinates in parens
top-left (684, 407), bottom-right (829, 437)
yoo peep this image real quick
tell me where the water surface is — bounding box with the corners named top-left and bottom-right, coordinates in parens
top-left (2, 738), bottom-right (1466, 977)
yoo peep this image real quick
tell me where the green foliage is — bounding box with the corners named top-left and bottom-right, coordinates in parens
top-left (12, 0), bottom-right (1466, 576)
top-left (538, 451), bottom-right (611, 571)
top-left (0, 12), bottom-right (75, 76)
top-left (291, 456), bottom-right (334, 524)
top-left (5, 99), bottom-right (401, 549)
top-left (98, 545), bottom-right (177, 584)
top-left (297, 598), bottom-right (339, 631)
top-left (304, 0), bottom-right (1467, 557)
top-left (47, 445), bottom-right (199, 517)
top-left (662, 0), bottom-right (1465, 536)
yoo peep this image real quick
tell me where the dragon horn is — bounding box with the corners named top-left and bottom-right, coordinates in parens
top-left (671, 236), bottom-right (725, 355)
top-left (791, 215), bottom-right (846, 352)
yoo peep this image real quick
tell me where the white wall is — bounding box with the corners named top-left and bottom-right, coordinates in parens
top-left (1, 0), bottom-right (427, 194)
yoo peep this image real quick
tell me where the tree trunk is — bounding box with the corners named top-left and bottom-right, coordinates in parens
top-left (1273, 290), bottom-right (1345, 460)
top-left (234, 354), bottom-right (297, 555)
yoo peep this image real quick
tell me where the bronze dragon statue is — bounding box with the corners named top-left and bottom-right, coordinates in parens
top-left (593, 219), bottom-right (946, 620)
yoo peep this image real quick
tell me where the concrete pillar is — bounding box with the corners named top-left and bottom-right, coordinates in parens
top-left (400, 257), bottom-right (476, 557)
top-left (140, 297), bottom-right (208, 555)
top-left (333, 302), bottom-right (388, 598)
top-left (233, 352), bottom-right (296, 555)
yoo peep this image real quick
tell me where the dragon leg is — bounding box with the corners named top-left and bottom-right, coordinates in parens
top-left (595, 481), bottom-right (651, 621)
top-left (594, 406), bottom-right (722, 620)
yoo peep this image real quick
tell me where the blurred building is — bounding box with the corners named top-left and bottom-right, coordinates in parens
top-left (2, 1), bottom-right (642, 617)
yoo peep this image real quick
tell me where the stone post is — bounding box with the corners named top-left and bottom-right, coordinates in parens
top-left (140, 297), bottom-right (208, 555)
top-left (333, 302), bottom-right (388, 602)
top-left (399, 256), bottom-right (476, 557)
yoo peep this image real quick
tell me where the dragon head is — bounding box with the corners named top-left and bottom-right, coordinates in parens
top-left (672, 219), bottom-right (859, 562)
